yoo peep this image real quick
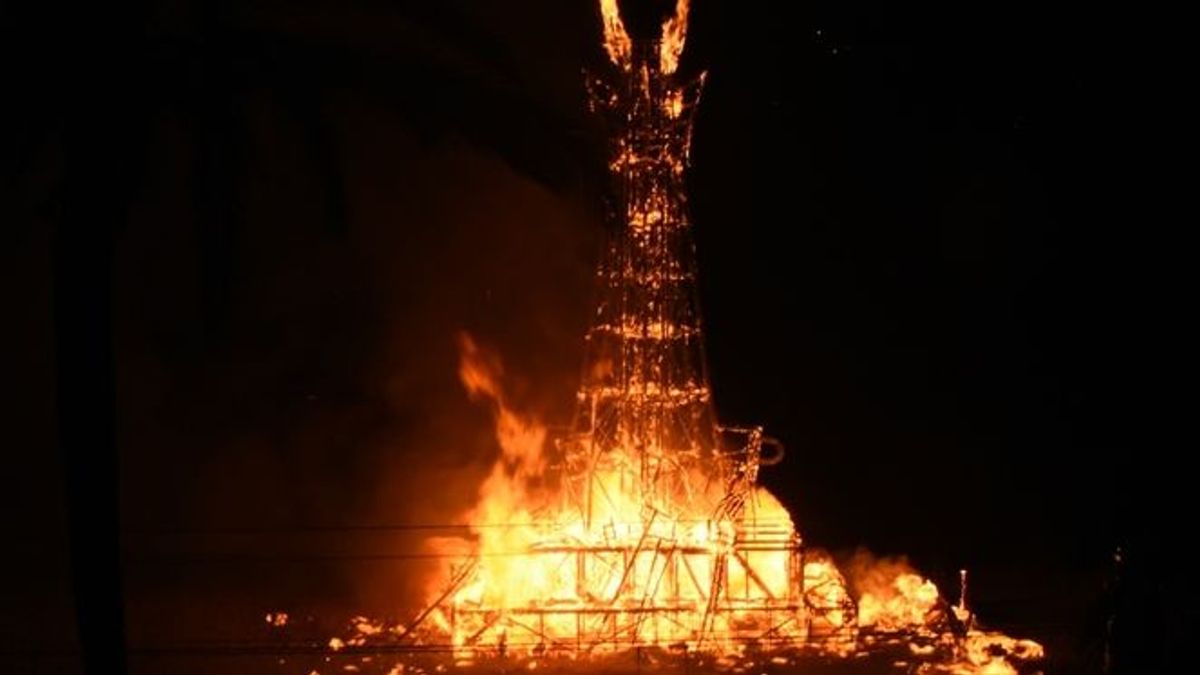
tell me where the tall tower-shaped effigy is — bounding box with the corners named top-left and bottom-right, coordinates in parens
top-left (421, 1), bottom-right (856, 656)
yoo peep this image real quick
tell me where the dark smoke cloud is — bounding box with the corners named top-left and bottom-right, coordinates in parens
top-left (104, 94), bottom-right (599, 640)
top-left (4, 0), bottom-right (610, 657)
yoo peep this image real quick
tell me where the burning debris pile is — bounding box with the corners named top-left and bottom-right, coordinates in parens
top-left (301, 2), bottom-right (1044, 674)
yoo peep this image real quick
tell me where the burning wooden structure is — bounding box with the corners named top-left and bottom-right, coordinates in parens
top-left (364, 3), bottom-right (1043, 672)
top-left (411, 0), bottom-right (855, 655)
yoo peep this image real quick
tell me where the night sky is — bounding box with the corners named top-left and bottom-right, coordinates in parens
top-left (2, 1), bottom-right (1182, 674)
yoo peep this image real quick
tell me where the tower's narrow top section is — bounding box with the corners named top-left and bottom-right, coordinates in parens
top-left (600, 0), bottom-right (690, 74)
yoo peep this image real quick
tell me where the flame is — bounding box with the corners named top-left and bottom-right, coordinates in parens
top-left (660, 0), bottom-right (689, 75)
top-left (424, 334), bottom-right (552, 624)
top-left (599, 0), bottom-right (690, 75)
top-left (858, 572), bottom-right (939, 629)
top-left (958, 632), bottom-right (1045, 675)
top-left (845, 552), bottom-right (941, 630)
top-left (410, 337), bottom-right (1042, 668)
top-left (321, 5), bottom-right (1045, 672)
top-left (599, 0), bottom-right (631, 69)
top-left (456, 333), bottom-right (545, 475)
top-left (423, 335), bottom-right (835, 654)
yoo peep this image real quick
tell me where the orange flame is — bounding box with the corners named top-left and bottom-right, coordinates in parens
top-left (456, 333), bottom-right (545, 474)
top-left (416, 337), bottom-right (1041, 669)
top-left (325, 334), bottom-right (1047, 674)
top-left (599, 0), bottom-right (632, 69)
top-left (858, 572), bottom-right (940, 630)
top-left (846, 553), bottom-right (941, 630)
top-left (426, 335), bottom-right (842, 654)
top-left (319, 6), bottom-right (1044, 674)
top-left (660, 0), bottom-right (690, 74)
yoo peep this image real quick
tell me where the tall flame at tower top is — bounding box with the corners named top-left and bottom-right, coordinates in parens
top-left (600, 0), bottom-right (690, 74)
top-left (659, 0), bottom-right (690, 74)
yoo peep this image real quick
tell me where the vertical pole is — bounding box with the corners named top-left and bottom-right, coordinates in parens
top-left (577, 549), bottom-right (586, 600)
top-left (798, 543), bottom-right (809, 642)
top-left (958, 569), bottom-right (969, 615)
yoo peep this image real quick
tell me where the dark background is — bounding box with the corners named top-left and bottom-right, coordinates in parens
top-left (2, 1), bottom-right (1183, 673)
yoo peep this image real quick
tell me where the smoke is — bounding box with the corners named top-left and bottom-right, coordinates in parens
top-left (110, 92), bottom-right (599, 643)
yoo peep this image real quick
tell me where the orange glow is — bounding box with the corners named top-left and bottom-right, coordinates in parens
top-left (420, 335), bottom-right (1049, 669)
top-left (660, 0), bottom-right (689, 74)
top-left (599, 0), bottom-right (631, 69)
top-left (321, 4), bottom-right (1045, 673)
top-left (860, 572), bottom-right (940, 629)
top-left (422, 336), bottom-right (1039, 661)
top-left (960, 632), bottom-right (1046, 675)
top-left (419, 335), bottom-right (842, 654)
